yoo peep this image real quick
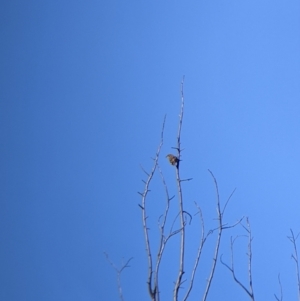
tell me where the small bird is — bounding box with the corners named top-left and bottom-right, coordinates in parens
top-left (166, 154), bottom-right (179, 166)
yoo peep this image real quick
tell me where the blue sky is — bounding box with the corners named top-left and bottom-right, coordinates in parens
top-left (1, 1), bottom-right (300, 300)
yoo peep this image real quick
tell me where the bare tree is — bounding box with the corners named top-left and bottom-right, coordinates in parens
top-left (138, 78), bottom-right (242, 301)
top-left (105, 80), bottom-right (300, 301)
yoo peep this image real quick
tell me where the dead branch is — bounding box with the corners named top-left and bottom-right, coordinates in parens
top-left (201, 170), bottom-right (242, 301)
top-left (220, 218), bottom-right (255, 301)
top-left (180, 178), bottom-right (193, 182)
top-left (274, 274), bottom-right (283, 301)
top-left (104, 252), bottom-right (133, 301)
top-left (152, 164), bottom-right (173, 301)
top-left (182, 202), bottom-right (212, 301)
top-left (139, 115), bottom-right (166, 300)
top-left (288, 229), bottom-right (300, 301)
top-left (173, 76), bottom-right (186, 301)
top-left (201, 170), bottom-right (222, 301)
top-left (222, 188), bottom-right (236, 215)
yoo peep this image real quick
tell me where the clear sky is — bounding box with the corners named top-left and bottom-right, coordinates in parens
top-left (1, 1), bottom-right (300, 300)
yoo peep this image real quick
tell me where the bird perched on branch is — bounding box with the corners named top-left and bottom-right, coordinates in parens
top-left (166, 154), bottom-right (179, 166)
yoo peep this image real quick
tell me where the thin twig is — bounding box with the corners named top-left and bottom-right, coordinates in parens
top-left (170, 212), bottom-right (181, 235)
top-left (246, 218), bottom-right (255, 300)
top-left (140, 115), bottom-right (166, 300)
top-left (220, 218), bottom-right (255, 301)
top-left (153, 163), bottom-right (173, 301)
top-left (180, 178), bottom-right (193, 182)
top-left (288, 229), bottom-right (300, 301)
top-left (104, 252), bottom-right (133, 301)
top-left (274, 273), bottom-right (283, 301)
top-left (182, 202), bottom-right (213, 301)
top-left (202, 170), bottom-right (241, 301)
top-left (221, 217), bottom-right (244, 230)
top-left (222, 188), bottom-right (236, 215)
top-left (202, 170), bottom-right (223, 301)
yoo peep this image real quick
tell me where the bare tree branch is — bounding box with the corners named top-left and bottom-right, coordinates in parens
top-left (222, 188), bottom-right (236, 215)
top-left (180, 178), bottom-right (193, 182)
top-left (246, 218), bottom-right (255, 300)
top-left (104, 252), bottom-right (133, 301)
top-left (139, 115), bottom-right (166, 300)
top-left (185, 170), bottom-right (240, 301)
top-left (288, 229), bottom-right (300, 301)
top-left (221, 217), bottom-right (244, 230)
top-left (152, 163), bottom-right (173, 301)
top-left (201, 170), bottom-right (223, 301)
top-left (220, 218), bottom-right (255, 301)
top-left (274, 274), bottom-right (283, 301)
top-left (182, 202), bottom-right (213, 301)
top-left (173, 76), bottom-right (186, 301)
